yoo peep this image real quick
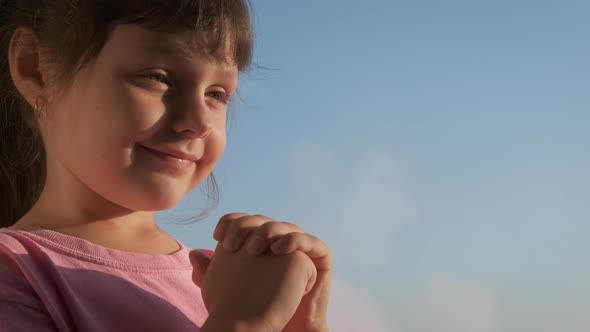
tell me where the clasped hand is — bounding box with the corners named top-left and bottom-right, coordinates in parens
top-left (192, 213), bottom-right (333, 332)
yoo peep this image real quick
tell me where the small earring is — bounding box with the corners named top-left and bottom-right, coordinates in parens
top-left (33, 96), bottom-right (47, 120)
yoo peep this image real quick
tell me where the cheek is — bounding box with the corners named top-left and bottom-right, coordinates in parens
top-left (61, 98), bottom-right (138, 161)
top-left (183, 122), bottom-right (227, 193)
top-left (48, 85), bottom-right (162, 184)
top-left (104, 88), bottom-right (166, 143)
top-left (207, 116), bottom-right (228, 162)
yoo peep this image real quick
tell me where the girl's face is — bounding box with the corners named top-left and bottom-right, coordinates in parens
top-left (43, 24), bottom-right (238, 211)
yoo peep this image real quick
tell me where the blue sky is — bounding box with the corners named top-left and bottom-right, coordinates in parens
top-left (158, 1), bottom-right (590, 331)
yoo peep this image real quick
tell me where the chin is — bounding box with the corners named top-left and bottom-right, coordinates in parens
top-left (113, 188), bottom-right (186, 212)
top-left (143, 194), bottom-right (185, 211)
top-left (123, 174), bottom-right (195, 211)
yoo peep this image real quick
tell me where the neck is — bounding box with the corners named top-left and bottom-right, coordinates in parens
top-left (17, 159), bottom-right (159, 236)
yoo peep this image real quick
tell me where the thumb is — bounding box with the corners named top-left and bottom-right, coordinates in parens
top-left (189, 249), bottom-right (211, 288)
top-left (304, 259), bottom-right (318, 296)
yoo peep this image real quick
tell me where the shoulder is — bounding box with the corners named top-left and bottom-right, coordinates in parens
top-left (0, 229), bottom-right (56, 329)
top-left (0, 227), bottom-right (54, 282)
top-left (0, 228), bottom-right (40, 281)
top-left (0, 228), bottom-right (43, 305)
top-left (0, 227), bottom-right (31, 257)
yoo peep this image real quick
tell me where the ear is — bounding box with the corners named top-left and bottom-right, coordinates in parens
top-left (8, 26), bottom-right (49, 107)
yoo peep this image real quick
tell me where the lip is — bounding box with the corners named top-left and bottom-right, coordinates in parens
top-left (139, 145), bottom-right (198, 162)
top-left (137, 144), bottom-right (197, 175)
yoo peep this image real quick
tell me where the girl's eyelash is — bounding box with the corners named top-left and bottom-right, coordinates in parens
top-left (141, 73), bottom-right (231, 104)
top-left (142, 73), bottom-right (171, 85)
top-left (207, 90), bottom-right (232, 105)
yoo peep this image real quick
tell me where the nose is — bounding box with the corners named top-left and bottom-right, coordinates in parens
top-left (171, 93), bottom-right (213, 139)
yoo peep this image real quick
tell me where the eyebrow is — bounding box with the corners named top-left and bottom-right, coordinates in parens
top-left (141, 40), bottom-right (238, 76)
top-left (141, 40), bottom-right (195, 61)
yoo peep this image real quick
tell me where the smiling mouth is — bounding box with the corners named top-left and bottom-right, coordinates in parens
top-left (138, 144), bottom-right (196, 165)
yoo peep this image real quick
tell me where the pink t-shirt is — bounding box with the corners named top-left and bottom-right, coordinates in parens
top-left (0, 225), bottom-right (213, 332)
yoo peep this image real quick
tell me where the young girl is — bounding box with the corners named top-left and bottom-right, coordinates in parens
top-left (0, 1), bottom-right (332, 331)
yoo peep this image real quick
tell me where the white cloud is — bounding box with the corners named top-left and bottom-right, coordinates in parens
top-left (289, 141), bottom-right (412, 266)
top-left (402, 277), bottom-right (496, 332)
top-left (328, 277), bottom-right (399, 332)
top-left (289, 142), bottom-right (497, 332)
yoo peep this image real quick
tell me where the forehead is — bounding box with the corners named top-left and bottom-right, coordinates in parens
top-left (108, 24), bottom-right (238, 73)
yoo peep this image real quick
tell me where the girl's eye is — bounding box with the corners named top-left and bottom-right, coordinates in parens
top-left (207, 90), bottom-right (232, 105)
top-left (141, 73), bottom-right (171, 86)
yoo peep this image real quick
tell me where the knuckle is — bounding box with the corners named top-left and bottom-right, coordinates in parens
top-left (257, 221), bottom-right (279, 236)
top-left (218, 213), bottom-right (231, 222)
top-left (225, 220), bottom-right (246, 237)
top-left (280, 221), bottom-right (302, 231)
top-left (240, 215), bottom-right (270, 227)
top-left (219, 212), bottom-right (242, 222)
top-left (281, 232), bottom-right (298, 243)
top-left (302, 232), bottom-right (317, 241)
top-left (308, 233), bottom-right (328, 248)
top-left (215, 219), bottom-right (231, 231)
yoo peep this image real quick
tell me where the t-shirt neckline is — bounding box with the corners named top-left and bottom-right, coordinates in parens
top-left (4, 225), bottom-right (192, 271)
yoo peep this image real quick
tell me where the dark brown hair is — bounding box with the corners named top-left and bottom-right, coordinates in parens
top-left (0, 0), bottom-right (253, 228)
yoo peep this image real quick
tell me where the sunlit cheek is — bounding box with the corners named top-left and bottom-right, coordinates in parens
top-left (194, 132), bottom-right (226, 186)
top-left (213, 124), bottom-right (228, 155)
top-left (207, 144), bottom-right (225, 166)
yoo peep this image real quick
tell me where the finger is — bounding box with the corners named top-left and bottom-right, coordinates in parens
top-left (244, 221), bottom-right (304, 256)
top-left (189, 250), bottom-right (212, 287)
top-left (222, 214), bottom-right (273, 252)
top-left (270, 233), bottom-right (333, 271)
top-left (213, 212), bottom-right (249, 241)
